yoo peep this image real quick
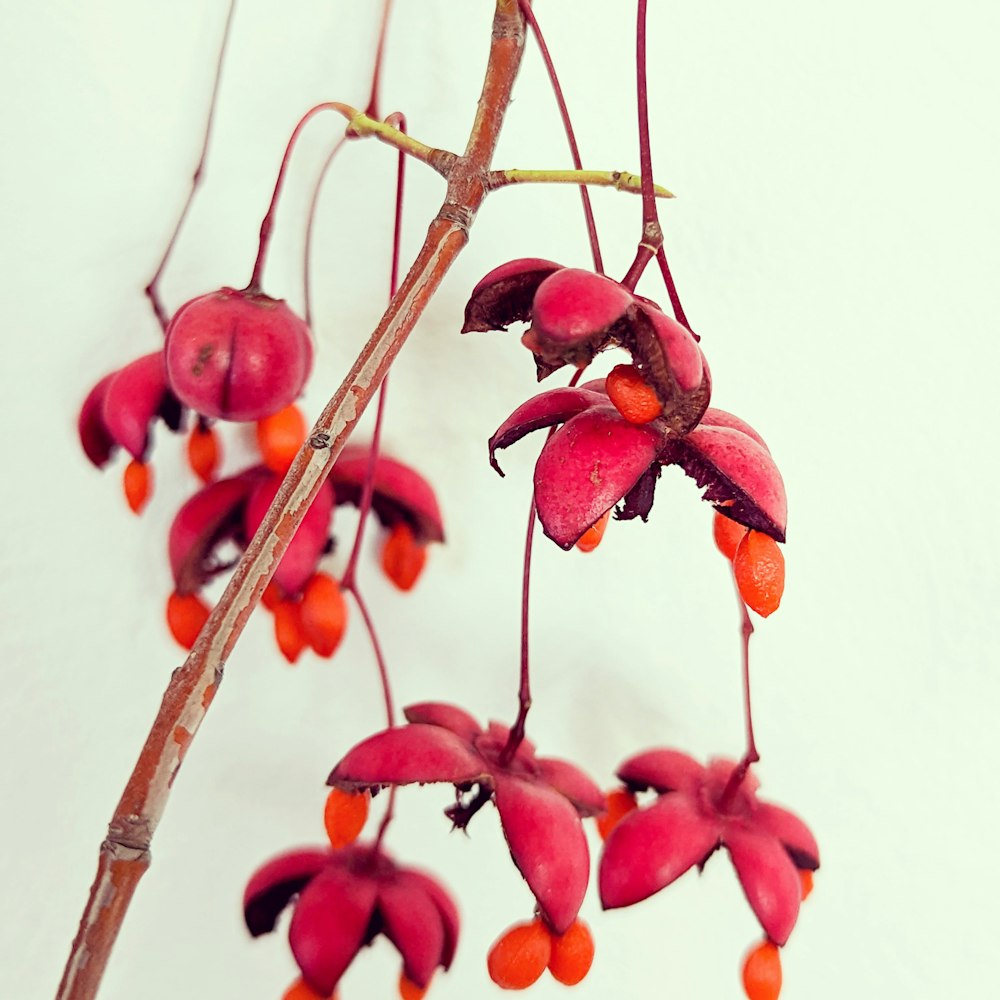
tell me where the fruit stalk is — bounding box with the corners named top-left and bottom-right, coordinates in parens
top-left (55, 4), bottom-right (527, 998)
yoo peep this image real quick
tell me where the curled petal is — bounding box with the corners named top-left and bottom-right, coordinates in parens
top-left (488, 387), bottom-right (609, 475)
top-left (663, 412), bottom-right (787, 542)
top-left (462, 257), bottom-right (564, 333)
top-left (616, 748), bottom-right (706, 796)
top-left (244, 474), bottom-right (334, 597)
top-left (752, 803), bottom-right (820, 871)
top-left (168, 471), bottom-right (264, 594)
top-left (328, 724), bottom-right (488, 791)
top-left (725, 827), bottom-right (802, 945)
top-left (379, 875), bottom-right (447, 988)
top-left (330, 447), bottom-right (444, 543)
top-left (494, 774), bottom-right (590, 934)
top-left (404, 702), bottom-right (482, 743)
top-left (534, 407), bottom-right (666, 548)
top-left (599, 796), bottom-right (721, 909)
top-left (243, 848), bottom-right (331, 936)
top-left (535, 757), bottom-right (605, 816)
top-left (102, 352), bottom-right (181, 461)
top-left (397, 869), bottom-right (461, 970)
top-left (289, 864), bottom-right (379, 995)
top-left (78, 374), bottom-right (116, 467)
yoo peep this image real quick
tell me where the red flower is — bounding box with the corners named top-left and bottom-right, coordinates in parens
top-left (489, 378), bottom-right (787, 550)
top-left (244, 843), bottom-right (458, 995)
top-left (328, 703), bottom-right (604, 933)
top-left (598, 750), bottom-right (819, 945)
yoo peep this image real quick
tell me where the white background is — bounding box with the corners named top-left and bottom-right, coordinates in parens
top-left (1, 1), bottom-right (998, 998)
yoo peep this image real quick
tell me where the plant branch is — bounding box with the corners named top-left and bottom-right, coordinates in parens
top-left (487, 167), bottom-right (673, 197)
top-left (338, 106), bottom-right (456, 176)
top-left (56, 4), bottom-right (527, 998)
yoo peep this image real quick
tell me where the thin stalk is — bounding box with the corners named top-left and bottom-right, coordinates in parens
top-left (517, 0), bottom-right (603, 272)
top-left (56, 5), bottom-right (527, 998)
top-left (487, 168), bottom-right (672, 196)
top-left (145, 0), bottom-right (236, 330)
top-left (365, 0), bottom-right (393, 117)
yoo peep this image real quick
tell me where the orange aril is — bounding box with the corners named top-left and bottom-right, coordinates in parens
top-left (595, 788), bottom-right (638, 842)
top-left (398, 972), bottom-right (428, 1000)
top-left (381, 522), bottom-right (427, 591)
top-left (186, 422), bottom-right (219, 484)
top-left (713, 511), bottom-right (748, 561)
top-left (282, 978), bottom-right (333, 1000)
top-left (273, 599), bottom-right (306, 664)
top-left (261, 582), bottom-right (282, 611)
top-left (257, 404), bottom-right (307, 474)
top-left (605, 364), bottom-right (662, 424)
top-left (323, 787), bottom-right (369, 849)
top-left (300, 573), bottom-right (348, 658)
top-left (799, 869), bottom-right (814, 901)
top-left (487, 919), bottom-right (553, 990)
top-left (123, 459), bottom-right (151, 514)
top-left (576, 512), bottom-right (610, 553)
top-left (166, 591), bottom-right (211, 650)
top-left (741, 940), bottom-right (782, 1000)
top-left (547, 919), bottom-right (594, 986)
top-left (733, 531), bottom-right (785, 618)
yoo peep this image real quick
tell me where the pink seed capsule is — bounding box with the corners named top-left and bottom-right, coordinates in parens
top-left (165, 287), bottom-right (313, 422)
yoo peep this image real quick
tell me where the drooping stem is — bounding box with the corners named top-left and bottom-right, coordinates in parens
top-left (517, 0), bottom-right (603, 273)
top-left (655, 244), bottom-right (692, 333)
top-left (365, 0), bottom-right (393, 118)
top-left (56, 5), bottom-right (527, 998)
top-left (718, 580), bottom-right (759, 812)
top-left (145, 0), bottom-right (236, 330)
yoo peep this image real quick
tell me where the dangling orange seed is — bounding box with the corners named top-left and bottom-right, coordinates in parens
top-left (261, 582), bottom-right (283, 611)
top-left (713, 510), bottom-right (748, 561)
top-left (733, 530), bottom-right (785, 617)
top-left (381, 522), bottom-right (428, 591)
top-left (186, 422), bottom-right (220, 483)
top-left (166, 591), bottom-right (211, 651)
top-left (799, 868), bottom-right (814, 901)
top-left (605, 364), bottom-right (662, 424)
top-left (399, 972), bottom-right (428, 1000)
top-left (575, 511), bottom-right (610, 553)
top-left (596, 787), bottom-right (638, 841)
top-left (122, 459), bottom-right (151, 514)
top-left (282, 978), bottom-right (333, 1000)
top-left (547, 919), bottom-right (595, 986)
top-left (742, 940), bottom-right (782, 1000)
top-left (300, 573), bottom-right (348, 658)
top-left (487, 919), bottom-right (553, 990)
top-left (256, 403), bottom-right (307, 473)
top-left (273, 599), bottom-right (306, 664)
top-left (323, 787), bottom-right (369, 849)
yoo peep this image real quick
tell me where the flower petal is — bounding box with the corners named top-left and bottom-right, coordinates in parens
top-left (662, 411), bottom-right (787, 542)
top-left (243, 473), bottom-right (334, 597)
top-left (493, 774), bottom-right (590, 934)
top-left (243, 847), bottom-right (331, 936)
top-left (535, 757), bottom-right (605, 816)
top-left (725, 827), bottom-right (802, 945)
top-left (616, 748), bottom-right (706, 795)
top-left (403, 702), bottom-right (482, 743)
top-left (379, 873), bottom-right (448, 988)
top-left (753, 803), bottom-right (820, 871)
top-left (102, 352), bottom-right (181, 461)
top-left (534, 406), bottom-right (666, 548)
top-left (462, 257), bottom-right (564, 333)
top-left (599, 795), bottom-right (721, 909)
top-left (289, 863), bottom-right (379, 995)
top-left (330, 447), bottom-right (444, 543)
top-left (488, 386), bottom-right (609, 475)
top-left (328, 724), bottom-right (488, 791)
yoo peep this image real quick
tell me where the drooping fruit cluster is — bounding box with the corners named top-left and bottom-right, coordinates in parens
top-left (487, 917), bottom-right (594, 990)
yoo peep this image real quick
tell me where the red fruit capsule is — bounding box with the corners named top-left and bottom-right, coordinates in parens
top-left (575, 511), bottom-right (610, 553)
top-left (273, 599), bottom-right (306, 664)
top-left (487, 920), bottom-right (553, 990)
top-left (595, 788), bottom-right (638, 842)
top-left (713, 510), bottom-right (748, 561)
top-left (605, 364), bottom-right (662, 424)
top-left (187, 422), bottom-right (220, 484)
top-left (166, 591), bottom-right (211, 650)
top-left (734, 530), bottom-right (785, 617)
top-left (256, 403), bottom-right (307, 473)
top-left (381, 522), bottom-right (428, 591)
top-left (323, 787), bottom-right (369, 849)
top-left (299, 573), bottom-right (348, 658)
top-left (122, 459), bottom-right (151, 513)
top-left (742, 940), bottom-right (782, 1000)
top-left (548, 919), bottom-right (595, 986)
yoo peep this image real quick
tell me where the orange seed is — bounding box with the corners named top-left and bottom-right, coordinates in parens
top-left (122, 459), bottom-right (151, 514)
top-left (799, 868), bottom-right (814, 901)
top-left (166, 591), bottom-right (210, 650)
top-left (273, 599), bottom-right (306, 664)
top-left (381, 522), bottom-right (428, 591)
top-left (547, 919), bottom-right (595, 986)
top-left (605, 364), bottom-right (662, 424)
top-left (399, 972), bottom-right (428, 1000)
top-left (734, 531), bottom-right (785, 618)
top-left (576, 511), bottom-right (610, 553)
top-left (281, 978), bottom-right (334, 1000)
top-left (487, 919), bottom-right (553, 990)
top-left (596, 788), bottom-right (638, 842)
top-left (323, 787), bottom-right (369, 849)
top-left (300, 573), bottom-right (348, 658)
top-left (742, 940), bottom-right (782, 1000)
top-left (257, 404), bottom-right (307, 474)
top-left (186, 422), bottom-right (220, 484)
top-left (713, 510), bottom-right (748, 561)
